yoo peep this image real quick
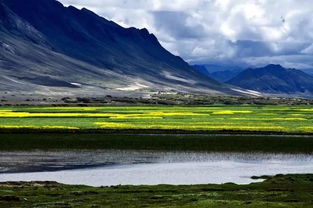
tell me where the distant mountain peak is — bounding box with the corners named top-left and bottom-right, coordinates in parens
top-left (264, 64), bottom-right (284, 70)
top-left (227, 65), bottom-right (313, 96)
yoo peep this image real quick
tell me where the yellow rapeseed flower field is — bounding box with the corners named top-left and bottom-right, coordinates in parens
top-left (212, 110), bottom-right (253, 115)
top-left (0, 105), bottom-right (312, 133)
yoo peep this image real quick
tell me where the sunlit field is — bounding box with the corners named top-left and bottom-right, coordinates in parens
top-left (0, 105), bottom-right (313, 134)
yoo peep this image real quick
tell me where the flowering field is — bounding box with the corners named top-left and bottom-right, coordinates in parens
top-left (0, 105), bottom-right (313, 134)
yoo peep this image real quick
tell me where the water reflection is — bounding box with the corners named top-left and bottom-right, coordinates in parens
top-left (0, 150), bottom-right (313, 186)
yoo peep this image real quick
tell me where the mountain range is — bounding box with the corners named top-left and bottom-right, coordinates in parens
top-left (1, 0), bottom-right (312, 99)
top-left (227, 64), bottom-right (313, 96)
top-left (0, 0), bottom-right (238, 98)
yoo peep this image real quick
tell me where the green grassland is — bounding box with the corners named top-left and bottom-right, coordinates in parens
top-left (0, 105), bottom-right (313, 134)
top-left (1, 174), bottom-right (313, 208)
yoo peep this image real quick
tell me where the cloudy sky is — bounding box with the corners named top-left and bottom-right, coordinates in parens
top-left (60, 0), bottom-right (313, 69)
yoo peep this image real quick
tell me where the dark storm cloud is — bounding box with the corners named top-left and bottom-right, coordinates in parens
top-left (152, 11), bottom-right (206, 39)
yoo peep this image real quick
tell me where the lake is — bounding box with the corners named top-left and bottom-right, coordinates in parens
top-left (1, 150), bottom-right (313, 186)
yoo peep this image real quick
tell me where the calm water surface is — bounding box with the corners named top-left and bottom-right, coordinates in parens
top-left (0, 150), bottom-right (313, 186)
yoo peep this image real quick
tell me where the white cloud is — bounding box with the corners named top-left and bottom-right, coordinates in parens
top-left (59, 0), bottom-right (313, 69)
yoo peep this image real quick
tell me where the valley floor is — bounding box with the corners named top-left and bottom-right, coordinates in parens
top-left (1, 105), bottom-right (313, 207)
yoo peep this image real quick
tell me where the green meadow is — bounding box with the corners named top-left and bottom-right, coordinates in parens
top-left (0, 105), bottom-right (313, 134)
top-left (1, 174), bottom-right (313, 208)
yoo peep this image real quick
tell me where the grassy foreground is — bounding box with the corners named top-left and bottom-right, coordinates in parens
top-left (0, 174), bottom-right (312, 208)
top-left (0, 105), bottom-right (313, 134)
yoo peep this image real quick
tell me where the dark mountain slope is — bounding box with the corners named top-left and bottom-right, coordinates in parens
top-left (0, 2), bottom-right (123, 94)
top-left (227, 64), bottom-right (313, 96)
top-left (193, 65), bottom-right (243, 82)
top-left (0, 0), bottom-right (237, 97)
